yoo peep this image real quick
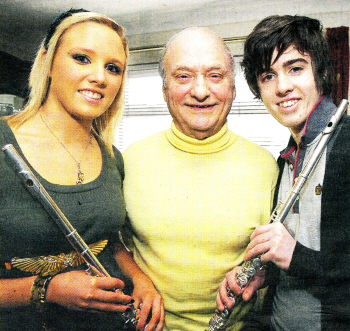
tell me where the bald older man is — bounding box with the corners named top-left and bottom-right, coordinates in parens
top-left (123, 27), bottom-right (278, 331)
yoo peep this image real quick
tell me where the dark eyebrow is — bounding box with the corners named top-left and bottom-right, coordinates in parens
top-left (260, 57), bottom-right (310, 75)
top-left (283, 58), bottom-right (309, 68)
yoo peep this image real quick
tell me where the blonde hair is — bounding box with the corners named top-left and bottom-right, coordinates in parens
top-left (7, 11), bottom-right (129, 155)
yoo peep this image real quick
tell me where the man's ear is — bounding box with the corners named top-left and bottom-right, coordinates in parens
top-left (162, 86), bottom-right (167, 102)
top-left (323, 69), bottom-right (328, 81)
top-left (232, 86), bottom-right (236, 101)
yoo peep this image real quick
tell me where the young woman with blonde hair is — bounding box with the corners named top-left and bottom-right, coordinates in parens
top-left (0, 9), bottom-right (164, 331)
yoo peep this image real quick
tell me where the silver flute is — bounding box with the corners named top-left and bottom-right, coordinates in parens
top-left (206, 99), bottom-right (349, 331)
top-left (2, 144), bottom-right (140, 330)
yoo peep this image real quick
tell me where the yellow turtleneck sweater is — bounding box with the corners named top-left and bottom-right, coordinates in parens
top-left (123, 123), bottom-right (278, 331)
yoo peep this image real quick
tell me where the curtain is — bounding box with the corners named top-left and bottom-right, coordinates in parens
top-left (326, 26), bottom-right (349, 107)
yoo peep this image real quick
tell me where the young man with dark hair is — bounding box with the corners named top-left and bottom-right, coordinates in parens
top-left (217, 15), bottom-right (350, 330)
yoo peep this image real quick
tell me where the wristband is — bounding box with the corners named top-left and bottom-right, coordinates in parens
top-left (30, 271), bottom-right (59, 313)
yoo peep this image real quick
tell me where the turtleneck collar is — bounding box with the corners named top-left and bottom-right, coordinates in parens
top-left (165, 122), bottom-right (235, 154)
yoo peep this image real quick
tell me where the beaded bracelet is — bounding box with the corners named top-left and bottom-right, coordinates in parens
top-left (30, 271), bottom-right (59, 313)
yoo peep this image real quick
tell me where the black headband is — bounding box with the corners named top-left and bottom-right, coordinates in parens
top-left (44, 8), bottom-right (89, 50)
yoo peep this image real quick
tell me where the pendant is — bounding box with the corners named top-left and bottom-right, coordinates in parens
top-left (76, 165), bottom-right (84, 185)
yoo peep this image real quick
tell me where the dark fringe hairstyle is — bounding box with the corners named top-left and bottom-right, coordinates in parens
top-left (242, 15), bottom-right (334, 99)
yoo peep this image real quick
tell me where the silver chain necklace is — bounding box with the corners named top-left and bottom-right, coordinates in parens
top-left (40, 113), bottom-right (93, 185)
